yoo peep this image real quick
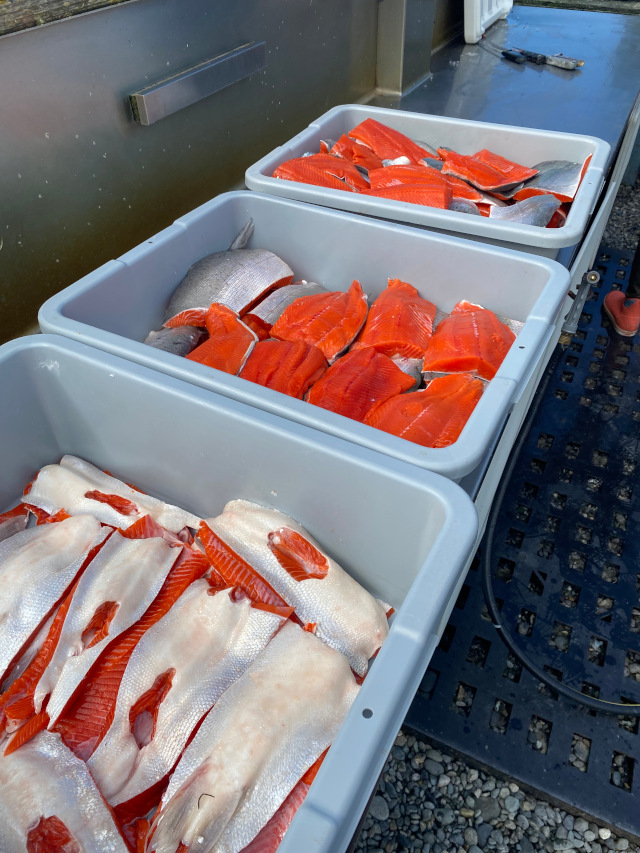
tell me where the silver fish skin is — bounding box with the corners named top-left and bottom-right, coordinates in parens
top-left (42, 531), bottom-right (181, 729)
top-left (148, 621), bottom-right (359, 853)
top-left (26, 455), bottom-right (202, 532)
top-left (0, 513), bottom-right (28, 544)
top-left (413, 139), bottom-right (439, 158)
top-left (490, 194), bottom-right (561, 226)
top-left (144, 326), bottom-right (207, 357)
top-left (88, 582), bottom-right (288, 806)
top-left (0, 731), bottom-right (128, 852)
top-left (163, 232), bottom-right (295, 322)
top-left (246, 281), bottom-right (328, 325)
top-left (391, 356), bottom-right (423, 387)
top-left (0, 515), bottom-right (106, 681)
top-left (203, 499), bottom-right (389, 676)
top-left (449, 199), bottom-right (481, 216)
top-left (420, 157), bottom-right (444, 170)
top-left (524, 159), bottom-right (584, 200)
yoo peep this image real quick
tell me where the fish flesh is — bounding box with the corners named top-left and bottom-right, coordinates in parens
top-left (306, 347), bottom-right (416, 422)
top-left (365, 373), bottom-right (484, 448)
top-left (0, 504), bottom-right (29, 544)
top-left (144, 327), bottom-right (207, 358)
top-left (367, 164), bottom-right (449, 191)
top-left (513, 158), bottom-right (588, 203)
top-left (421, 300), bottom-right (516, 380)
top-left (239, 755), bottom-right (325, 853)
top-left (351, 278), bottom-right (437, 360)
top-left (200, 500), bottom-right (389, 675)
top-left (0, 515), bottom-right (107, 684)
top-left (243, 282), bottom-right (328, 327)
top-left (25, 455), bottom-right (202, 533)
top-left (53, 542), bottom-right (210, 761)
top-left (445, 175), bottom-right (484, 202)
top-left (349, 118), bottom-right (433, 165)
top-left (287, 154), bottom-right (370, 190)
top-left (270, 280), bottom-right (368, 363)
top-left (239, 340), bottom-right (328, 399)
top-left (34, 531), bottom-right (183, 733)
top-left (163, 220), bottom-right (294, 323)
top-left (147, 621), bottom-right (359, 853)
top-left (437, 148), bottom-right (524, 192)
top-left (272, 158), bottom-right (359, 192)
top-left (472, 149), bottom-right (539, 184)
top-left (489, 194), bottom-right (561, 226)
top-left (330, 134), bottom-right (384, 171)
top-left (88, 582), bottom-right (290, 806)
top-left (0, 730), bottom-right (128, 852)
top-left (363, 182), bottom-right (452, 209)
top-left (185, 305), bottom-right (257, 375)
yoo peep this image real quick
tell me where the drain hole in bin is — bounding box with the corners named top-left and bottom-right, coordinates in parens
top-left (560, 582), bottom-right (580, 608)
top-left (619, 699), bottom-right (640, 734)
top-left (623, 459), bottom-right (637, 476)
top-left (631, 608), bottom-right (640, 634)
top-left (537, 433), bottom-right (554, 449)
top-left (613, 510), bottom-right (628, 531)
top-left (602, 563), bottom-right (619, 583)
top-left (521, 482), bottom-right (538, 499)
top-left (438, 625), bottom-right (456, 652)
top-left (565, 442), bottom-right (581, 459)
top-left (529, 571), bottom-right (546, 596)
top-left (506, 528), bottom-right (525, 548)
top-left (495, 557), bottom-right (515, 582)
top-left (455, 584), bottom-right (470, 610)
top-left (503, 653), bottom-right (522, 683)
top-left (579, 502), bottom-right (598, 520)
top-left (517, 609), bottom-right (536, 637)
top-left (538, 539), bottom-right (555, 559)
top-left (596, 595), bottom-right (614, 622)
top-left (586, 477), bottom-right (603, 492)
top-left (569, 551), bottom-right (586, 572)
top-left (592, 449), bottom-right (609, 468)
top-left (539, 665), bottom-right (562, 700)
top-left (515, 504), bottom-right (531, 523)
top-left (625, 650), bottom-right (640, 681)
top-left (551, 492), bottom-right (567, 509)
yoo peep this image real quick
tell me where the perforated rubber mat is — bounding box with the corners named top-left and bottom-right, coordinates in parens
top-left (405, 247), bottom-right (640, 835)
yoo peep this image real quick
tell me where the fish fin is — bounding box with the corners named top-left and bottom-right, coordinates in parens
top-left (229, 218), bottom-right (255, 250)
top-left (129, 667), bottom-right (176, 749)
top-left (120, 514), bottom-right (185, 547)
top-left (84, 490), bottom-right (139, 516)
top-left (267, 528), bottom-right (329, 582)
top-left (4, 709), bottom-right (50, 755)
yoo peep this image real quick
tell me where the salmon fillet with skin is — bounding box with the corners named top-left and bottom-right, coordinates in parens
top-left (472, 149), bottom-right (539, 184)
top-left (349, 118), bottom-right (432, 165)
top-left (306, 348), bottom-right (415, 422)
top-left (422, 300), bottom-right (515, 380)
top-left (271, 280), bottom-right (369, 363)
top-left (239, 339), bottom-right (328, 399)
top-left (272, 158), bottom-right (358, 192)
top-left (184, 304), bottom-right (257, 375)
top-left (367, 165), bottom-right (448, 190)
top-left (362, 182), bottom-right (453, 209)
top-left (351, 278), bottom-right (437, 360)
top-left (365, 373), bottom-right (484, 448)
top-left (437, 148), bottom-right (521, 192)
top-left (330, 134), bottom-right (384, 171)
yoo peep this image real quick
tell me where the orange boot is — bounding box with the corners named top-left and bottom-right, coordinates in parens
top-left (603, 291), bottom-right (640, 337)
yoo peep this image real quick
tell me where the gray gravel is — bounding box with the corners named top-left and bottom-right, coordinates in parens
top-left (354, 172), bottom-right (640, 853)
top-left (353, 731), bottom-right (640, 853)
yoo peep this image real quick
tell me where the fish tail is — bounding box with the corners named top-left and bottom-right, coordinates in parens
top-left (228, 218), bottom-right (255, 251)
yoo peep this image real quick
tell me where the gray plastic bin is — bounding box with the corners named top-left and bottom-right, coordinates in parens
top-left (0, 334), bottom-right (478, 853)
top-left (39, 191), bottom-right (571, 482)
top-left (244, 104), bottom-right (610, 259)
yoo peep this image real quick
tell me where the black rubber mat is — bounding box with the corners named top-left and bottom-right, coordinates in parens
top-left (405, 247), bottom-right (640, 835)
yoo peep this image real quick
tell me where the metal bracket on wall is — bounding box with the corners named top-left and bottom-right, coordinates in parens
top-left (129, 41), bottom-right (267, 126)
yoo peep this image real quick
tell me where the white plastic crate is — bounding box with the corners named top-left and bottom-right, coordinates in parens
top-left (244, 104), bottom-right (610, 259)
top-left (39, 191), bottom-right (570, 481)
top-left (0, 334), bottom-right (478, 853)
top-left (464, 0), bottom-right (513, 44)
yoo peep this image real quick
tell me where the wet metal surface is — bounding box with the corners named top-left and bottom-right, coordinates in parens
top-left (370, 6), bottom-right (640, 174)
top-left (406, 247), bottom-right (640, 835)
top-left (0, 0), bottom-right (377, 343)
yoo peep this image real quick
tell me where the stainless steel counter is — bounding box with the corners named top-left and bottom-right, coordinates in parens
top-left (371, 6), bottom-right (640, 175)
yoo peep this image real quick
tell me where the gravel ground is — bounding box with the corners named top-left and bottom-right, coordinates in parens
top-left (354, 175), bottom-right (640, 853)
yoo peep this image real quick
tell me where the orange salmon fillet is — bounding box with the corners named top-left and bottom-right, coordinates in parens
top-left (362, 182), bottom-right (452, 209)
top-left (422, 300), bottom-right (515, 380)
top-left (273, 157), bottom-right (359, 192)
top-left (365, 373), bottom-right (484, 448)
top-left (330, 134), bottom-right (384, 171)
top-left (351, 278), bottom-right (437, 360)
top-left (438, 149), bottom-right (519, 192)
top-left (349, 118), bottom-right (432, 165)
top-left (367, 165), bottom-right (447, 190)
top-left (472, 149), bottom-right (538, 183)
top-left (271, 280), bottom-right (368, 363)
top-left (185, 304), bottom-right (256, 374)
top-left (306, 348), bottom-right (415, 422)
top-left (239, 339), bottom-right (328, 398)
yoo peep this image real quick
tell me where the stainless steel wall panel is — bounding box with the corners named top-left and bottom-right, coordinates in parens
top-left (0, 0), bottom-right (377, 342)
